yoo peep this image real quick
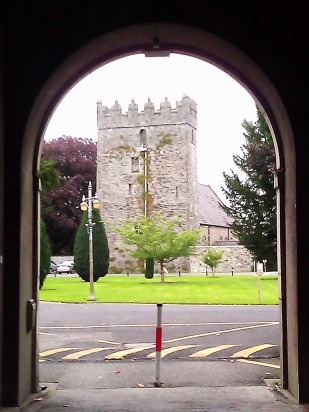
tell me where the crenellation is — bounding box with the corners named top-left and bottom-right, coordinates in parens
top-left (97, 95), bottom-right (197, 129)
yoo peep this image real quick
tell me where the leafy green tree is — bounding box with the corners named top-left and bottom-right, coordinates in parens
top-left (37, 160), bottom-right (60, 288)
top-left (39, 220), bottom-right (52, 289)
top-left (41, 136), bottom-right (97, 254)
top-left (37, 159), bottom-right (60, 203)
top-left (114, 212), bottom-right (202, 283)
top-left (201, 249), bottom-right (223, 276)
top-left (74, 208), bottom-right (109, 282)
top-left (220, 107), bottom-right (277, 271)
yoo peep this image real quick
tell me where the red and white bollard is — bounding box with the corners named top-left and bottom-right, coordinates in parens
top-left (154, 303), bottom-right (163, 387)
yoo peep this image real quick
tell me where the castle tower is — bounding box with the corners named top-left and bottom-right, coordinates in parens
top-left (96, 95), bottom-right (199, 272)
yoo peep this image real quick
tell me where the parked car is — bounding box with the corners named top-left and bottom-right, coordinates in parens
top-left (50, 260), bottom-right (57, 273)
top-left (56, 260), bottom-right (75, 274)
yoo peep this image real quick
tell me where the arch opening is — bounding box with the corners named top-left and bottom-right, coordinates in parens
top-left (21, 23), bottom-right (296, 405)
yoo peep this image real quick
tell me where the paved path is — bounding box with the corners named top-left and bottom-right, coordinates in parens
top-left (20, 361), bottom-right (308, 411)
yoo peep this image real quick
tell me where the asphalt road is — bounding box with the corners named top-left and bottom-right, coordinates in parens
top-left (38, 302), bottom-right (280, 363)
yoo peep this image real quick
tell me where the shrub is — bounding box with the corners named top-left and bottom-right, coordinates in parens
top-left (109, 265), bottom-right (123, 274)
top-left (201, 249), bottom-right (224, 276)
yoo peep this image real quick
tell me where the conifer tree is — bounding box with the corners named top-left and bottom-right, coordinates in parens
top-left (40, 220), bottom-right (52, 288)
top-left (145, 258), bottom-right (155, 279)
top-left (220, 107), bottom-right (277, 270)
top-left (74, 208), bottom-right (109, 281)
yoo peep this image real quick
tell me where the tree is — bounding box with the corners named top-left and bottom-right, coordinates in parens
top-left (114, 212), bottom-right (202, 283)
top-left (74, 208), bottom-right (109, 282)
top-left (39, 220), bottom-right (52, 288)
top-left (220, 107), bottom-right (277, 271)
top-left (37, 160), bottom-right (60, 288)
top-left (37, 159), bottom-right (60, 202)
top-left (41, 136), bottom-right (97, 254)
top-left (201, 249), bottom-right (223, 276)
top-left (145, 258), bottom-right (155, 279)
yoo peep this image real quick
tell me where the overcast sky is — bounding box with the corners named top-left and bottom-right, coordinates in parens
top-left (44, 53), bottom-right (258, 201)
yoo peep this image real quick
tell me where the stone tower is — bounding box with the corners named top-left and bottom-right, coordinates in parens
top-left (96, 95), bottom-right (199, 272)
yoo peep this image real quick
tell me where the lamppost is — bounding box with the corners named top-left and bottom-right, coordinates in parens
top-left (80, 181), bottom-right (100, 301)
top-left (136, 142), bottom-right (149, 273)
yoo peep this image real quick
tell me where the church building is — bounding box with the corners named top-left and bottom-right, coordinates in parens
top-left (96, 96), bottom-right (252, 273)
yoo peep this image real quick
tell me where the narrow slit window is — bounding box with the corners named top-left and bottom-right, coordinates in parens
top-left (131, 157), bottom-right (139, 173)
top-left (176, 186), bottom-right (179, 198)
top-left (140, 129), bottom-right (147, 148)
top-left (191, 130), bottom-right (196, 145)
top-left (128, 184), bottom-right (133, 195)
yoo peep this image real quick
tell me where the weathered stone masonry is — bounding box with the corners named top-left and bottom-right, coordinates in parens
top-left (96, 96), bottom-right (252, 273)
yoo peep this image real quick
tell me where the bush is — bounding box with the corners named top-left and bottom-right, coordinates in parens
top-left (109, 265), bottom-right (123, 274)
top-left (74, 208), bottom-right (109, 282)
top-left (40, 220), bottom-right (52, 288)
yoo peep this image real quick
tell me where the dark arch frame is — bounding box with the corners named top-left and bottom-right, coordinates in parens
top-left (19, 23), bottom-right (297, 404)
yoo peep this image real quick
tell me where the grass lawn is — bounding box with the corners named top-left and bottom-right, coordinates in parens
top-left (39, 274), bottom-right (279, 305)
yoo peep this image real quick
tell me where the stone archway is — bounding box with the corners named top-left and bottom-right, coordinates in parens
top-left (22, 23), bottom-right (296, 403)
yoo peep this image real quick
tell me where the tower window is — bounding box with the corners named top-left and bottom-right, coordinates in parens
top-left (140, 129), bottom-right (147, 147)
top-left (128, 184), bottom-right (133, 195)
top-left (191, 130), bottom-right (196, 145)
top-left (176, 186), bottom-right (179, 199)
top-left (131, 157), bottom-right (139, 172)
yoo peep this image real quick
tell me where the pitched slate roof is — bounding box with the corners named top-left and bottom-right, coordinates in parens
top-left (198, 183), bottom-right (233, 227)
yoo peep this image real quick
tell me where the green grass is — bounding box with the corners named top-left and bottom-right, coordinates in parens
top-left (39, 274), bottom-right (279, 305)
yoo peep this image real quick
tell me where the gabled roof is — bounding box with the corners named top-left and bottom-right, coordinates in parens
top-left (198, 183), bottom-right (233, 227)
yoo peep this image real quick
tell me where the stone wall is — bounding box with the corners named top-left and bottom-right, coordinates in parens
top-left (190, 245), bottom-right (253, 273)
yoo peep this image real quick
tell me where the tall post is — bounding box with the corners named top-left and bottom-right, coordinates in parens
top-left (80, 181), bottom-right (100, 301)
top-left (87, 182), bottom-right (96, 301)
top-left (142, 144), bottom-right (149, 273)
top-left (154, 303), bottom-right (163, 387)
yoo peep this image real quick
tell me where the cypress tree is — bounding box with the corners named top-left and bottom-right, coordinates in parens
top-left (221, 107), bottom-right (277, 270)
top-left (40, 220), bottom-right (52, 289)
top-left (74, 208), bottom-right (109, 281)
top-left (145, 257), bottom-right (154, 279)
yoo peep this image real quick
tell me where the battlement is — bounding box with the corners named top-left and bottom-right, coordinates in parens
top-left (97, 95), bottom-right (197, 129)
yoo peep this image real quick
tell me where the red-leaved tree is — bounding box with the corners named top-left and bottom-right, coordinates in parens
top-left (41, 136), bottom-right (97, 255)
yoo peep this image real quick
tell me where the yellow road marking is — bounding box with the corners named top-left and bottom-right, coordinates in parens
top-left (39, 344), bottom-right (278, 364)
top-left (231, 344), bottom-right (277, 358)
top-left (97, 340), bottom-right (121, 345)
top-left (147, 345), bottom-right (200, 359)
top-left (39, 331), bottom-right (54, 336)
top-left (40, 348), bottom-right (81, 357)
top-left (164, 322), bottom-right (278, 344)
top-left (63, 347), bottom-right (112, 360)
top-left (190, 344), bottom-right (240, 358)
top-left (40, 321), bottom-right (279, 330)
top-left (105, 346), bottom-right (154, 360)
top-left (237, 359), bottom-right (280, 369)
